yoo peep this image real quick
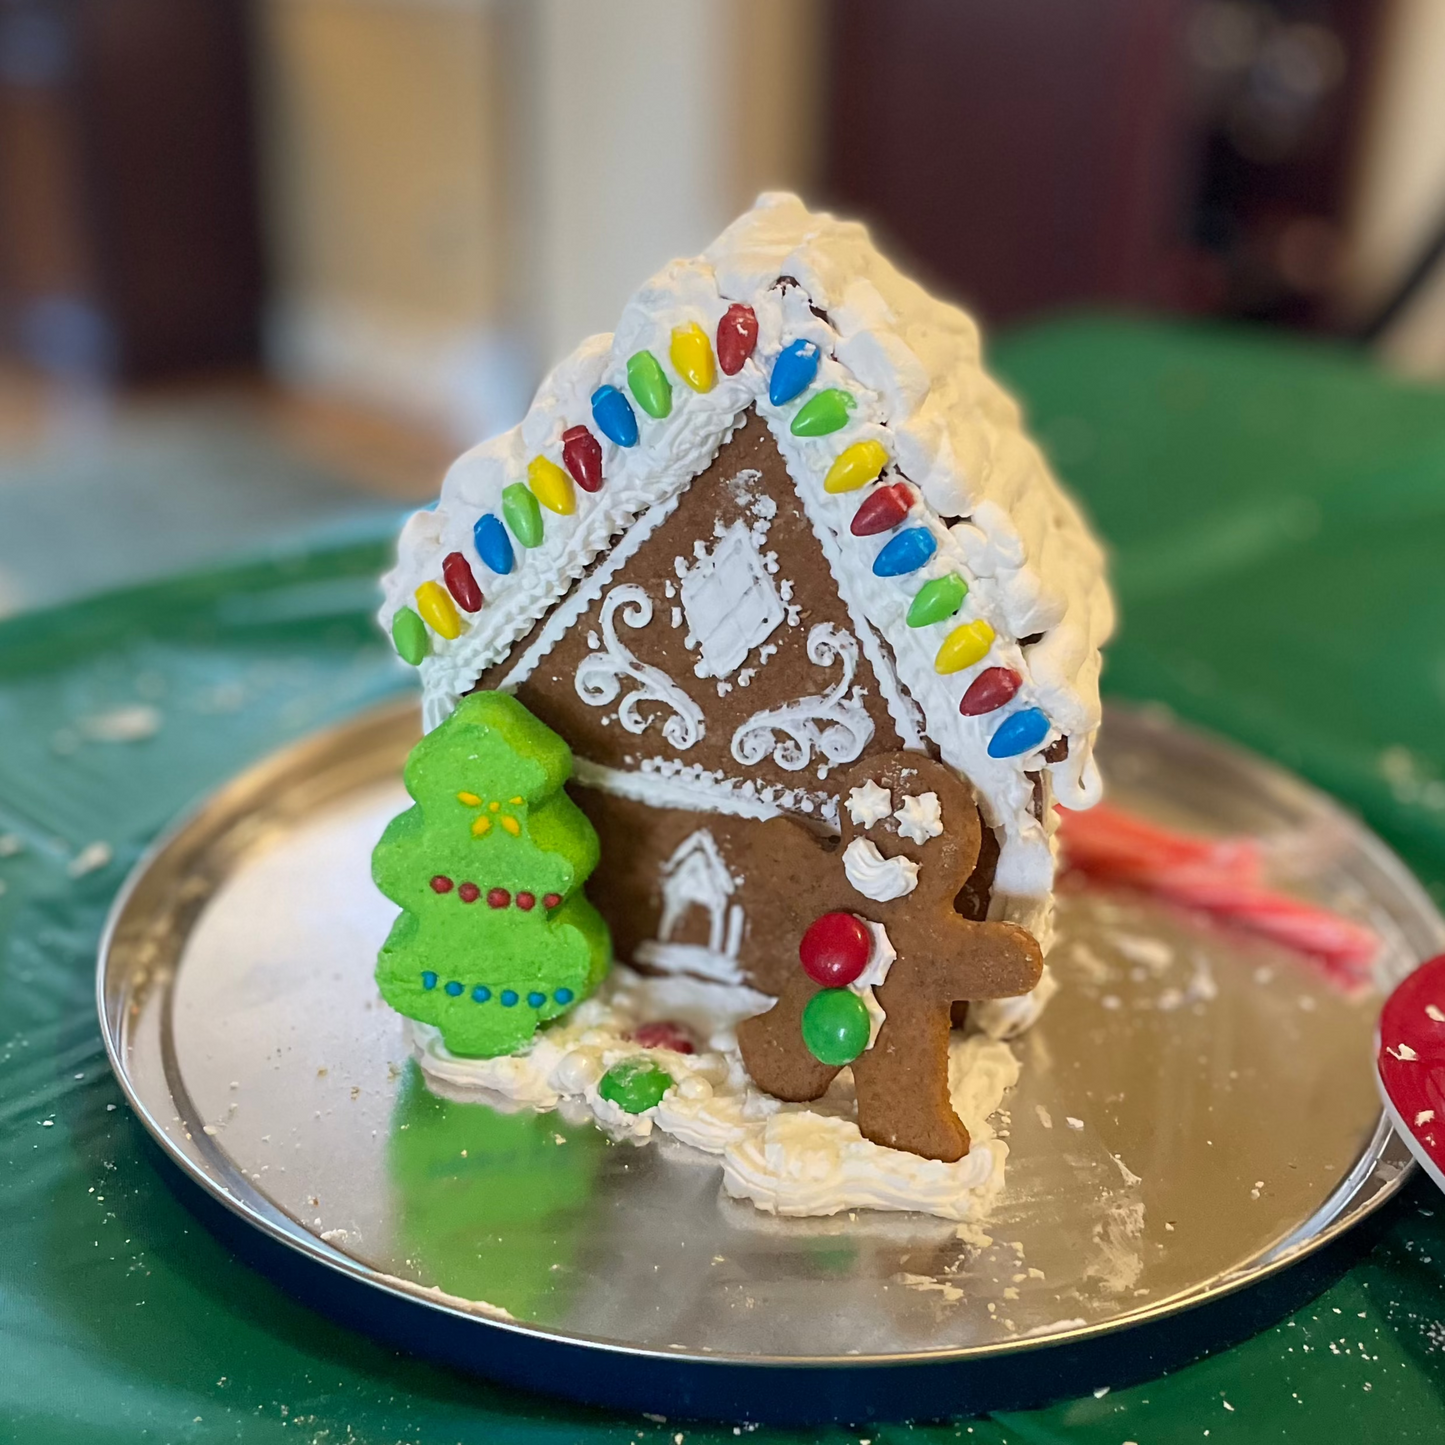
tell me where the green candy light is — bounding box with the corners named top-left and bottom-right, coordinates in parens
top-left (907, 573), bottom-right (969, 628)
top-left (801, 987), bottom-right (871, 1066)
top-left (791, 388), bottom-right (855, 437)
top-left (392, 605), bottom-right (430, 665)
top-left (598, 1057), bottom-right (675, 1114)
top-left (502, 482), bottom-right (544, 548)
top-left (627, 350), bottom-right (673, 420)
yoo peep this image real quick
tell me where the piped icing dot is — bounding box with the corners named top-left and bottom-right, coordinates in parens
top-left (500, 989), bottom-right (519, 1007)
top-left (791, 388), bottom-right (855, 437)
top-left (472, 985), bottom-right (491, 1003)
top-left (391, 605), bottom-right (428, 665)
top-left (472, 513), bottom-right (514, 576)
top-left (421, 971), bottom-right (438, 990)
top-left (442, 551), bottom-right (483, 612)
top-left (554, 987), bottom-right (574, 1005)
top-left (429, 874), bottom-right (453, 893)
top-left (670, 322), bottom-right (716, 393)
top-left (907, 573), bottom-right (968, 627)
top-left (414, 580), bottom-right (461, 640)
top-left (444, 980), bottom-right (463, 997)
top-left (502, 483), bottom-right (544, 548)
top-left (769, 338), bottom-right (820, 405)
top-left (458, 882), bottom-right (480, 903)
top-left (934, 619), bottom-right (995, 674)
top-left (988, 707), bottom-right (1052, 759)
top-left (516, 891), bottom-right (536, 911)
top-left (561, 424), bottom-right (603, 492)
top-left (850, 482), bottom-right (912, 535)
top-left (872, 527), bottom-right (936, 577)
top-left (715, 302), bottom-right (759, 376)
top-left (543, 892), bottom-right (562, 909)
top-left (824, 439), bottom-right (888, 494)
top-left (487, 887), bottom-right (510, 909)
top-left (627, 350), bottom-right (672, 419)
top-left (527, 456), bottom-right (575, 515)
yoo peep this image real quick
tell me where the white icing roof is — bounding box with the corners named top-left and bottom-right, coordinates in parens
top-left (380, 193), bottom-right (1114, 906)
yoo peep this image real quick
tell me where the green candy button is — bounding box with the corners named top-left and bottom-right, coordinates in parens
top-left (801, 987), bottom-right (871, 1066)
top-left (392, 605), bottom-right (430, 665)
top-left (598, 1057), bottom-right (674, 1114)
top-left (502, 482), bottom-right (544, 548)
top-left (907, 573), bottom-right (969, 628)
top-left (790, 388), bottom-right (855, 437)
top-left (627, 350), bottom-right (673, 420)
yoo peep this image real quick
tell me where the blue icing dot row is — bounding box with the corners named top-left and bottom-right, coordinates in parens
top-left (421, 973), bottom-right (573, 1009)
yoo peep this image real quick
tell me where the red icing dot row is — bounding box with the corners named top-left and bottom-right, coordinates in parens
top-left (427, 877), bottom-right (565, 910)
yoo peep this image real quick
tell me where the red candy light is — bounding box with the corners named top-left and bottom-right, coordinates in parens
top-left (799, 911), bottom-right (872, 988)
top-left (458, 882), bottom-right (480, 902)
top-left (562, 425), bottom-right (604, 492)
top-left (516, 891), bottom-right (536, 911)
top-left (850, 482), bottom-right (914, 537)
top-left (632, 1019), bottom-right (698, 1055)
top-left (959, 666), bottom-right (1022, 717)
top-left (442, 551), bottom-right (483, 612)
top-left (430, 875), bottom-right (454, 893)
top-left (716, 303), bottom-right (758, 376)
top-left (487, 888), bottom-right (510, 909)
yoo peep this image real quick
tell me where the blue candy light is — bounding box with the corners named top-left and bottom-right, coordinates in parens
top-left (988, 707), bottom-right (1052, 759)
top-left (769, 339), bottom-right (821, 406)
top-left (872, 527), bottom-right (937, 577)
top-left (591, 384), bottom-right (640, 447)
top-left (473, 513), bottom-right (514, 576)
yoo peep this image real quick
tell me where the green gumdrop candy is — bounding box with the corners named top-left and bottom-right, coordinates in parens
top-left (907, 573), bottom-right (968, 628)
top-left (597, 1057), bottom-right (674, 1114)
top-left (372, 690), bottom-right (611, 1058)
top-left (626, 350), bottom-right (673, 420)
top-left (392, 605), bottom-right (430, 665)
top-left (801, 987), bottom-right (871, 1066)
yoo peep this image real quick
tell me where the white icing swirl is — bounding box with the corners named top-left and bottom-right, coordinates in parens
top-left (843, 837), bottom-right (919, 901)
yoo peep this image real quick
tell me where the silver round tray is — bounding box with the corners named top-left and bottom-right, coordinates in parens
top-left (97, 700), bottom-right (1440, 1423)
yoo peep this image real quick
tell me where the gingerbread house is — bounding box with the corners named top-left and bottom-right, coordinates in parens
top-left (379, 194), bottom-right (1113, 998)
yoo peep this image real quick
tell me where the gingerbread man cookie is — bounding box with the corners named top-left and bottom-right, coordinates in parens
top-left (735, 753), bottom-right (1042, 1162)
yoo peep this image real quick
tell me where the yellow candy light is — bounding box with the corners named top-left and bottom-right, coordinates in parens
top-left (415, 580), bottom-right (462, 640)
top-left (824, 439), bottom-right (889, 494)
top-left (934, 619), bottom-right (995, 674)
top-left (670, 322), bottom-right (716, 393)
top-left (528, 456), bottom-right (575, 515)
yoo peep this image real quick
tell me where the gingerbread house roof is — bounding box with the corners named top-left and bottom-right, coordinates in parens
top-left (380, 193), bottom-right (1114, 910)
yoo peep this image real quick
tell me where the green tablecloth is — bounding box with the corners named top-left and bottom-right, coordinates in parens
top-left (4, 317), bottom-right (1445, 1443)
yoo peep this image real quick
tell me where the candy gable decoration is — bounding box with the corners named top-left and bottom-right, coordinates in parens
top-left (379, 193), bottom-right (1114, 1009)
top-left (373, 692), bottom-right (610, 1058)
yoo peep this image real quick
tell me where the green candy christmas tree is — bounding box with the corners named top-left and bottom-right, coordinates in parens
top-left (373, 690), bottom-right (610, 1058)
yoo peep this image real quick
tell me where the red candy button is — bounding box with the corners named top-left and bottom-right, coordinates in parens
top-left (959, 666), bottom-right (1022, 717)
top-left (442, 551), bottom-right (484, 612)
top-left (716, 303), bottom-right (758, 376)
top-left (1377, 953), bottom-right (1445, 1193)
top-left (562, 425), bottom-right (603, 492)
top-left (799, 911), bottom-right (872, 988)
top-left (850, 482), bottom-right (913, 537)
top-left (632, 1019), bottom-right (698, 1055)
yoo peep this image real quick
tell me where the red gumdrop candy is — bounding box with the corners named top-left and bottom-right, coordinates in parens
top-left (959, 666), bottom-right (1022, 716)
top-left (799, 912), bottom-right (872, 988)
top-left (716, 304), bottom-right (758, 376)
top-left (562, 425), bottom-right (604, 492)
top-left (442, 551), bottom-right (483, 612)
top-left (632, 1019), bottom-right (698, 1055)
top-left (850, 482), bottom-right (914, 537)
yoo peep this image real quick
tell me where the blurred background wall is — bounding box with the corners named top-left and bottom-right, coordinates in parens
top-left (2, 0), bottom-right (1444, 606)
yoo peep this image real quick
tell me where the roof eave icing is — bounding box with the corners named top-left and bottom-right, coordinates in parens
top-left (380, 192), bottom-right (1114, 912)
